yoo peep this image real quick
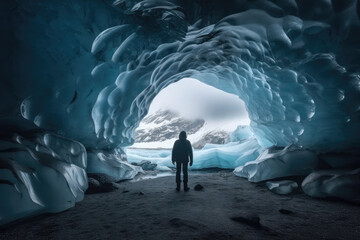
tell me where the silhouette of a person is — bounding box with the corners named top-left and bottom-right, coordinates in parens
top-left (172, 131), bottom-right (193, 191)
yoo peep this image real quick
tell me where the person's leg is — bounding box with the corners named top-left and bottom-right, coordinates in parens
top-left (176, 162), bottom-right (181, 191)
top-left (183, 162), bottom-right (189, 191)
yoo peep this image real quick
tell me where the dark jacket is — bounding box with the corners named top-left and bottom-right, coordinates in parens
top-left (172, 139), bottom-right (193, 163)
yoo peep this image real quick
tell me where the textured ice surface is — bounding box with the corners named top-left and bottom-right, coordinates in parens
top-left (87, 149), bottom-right (143, 181)
top-left (127, 138), bottom-right (262, 170)
top-left (3, 0), bottom-right (359, 151)
top-left (230, 126), bottom-right (254, 142)
top-left (2, 0), bottom-right (360, 223)
top-left (0, 131), bottom-right (87, 225)
top-left (302, 169), bottom-right (360, 204)
top-left (266, 180), bottom-right (298, 195)
top-left (234, 145), bottom-right (318, 182)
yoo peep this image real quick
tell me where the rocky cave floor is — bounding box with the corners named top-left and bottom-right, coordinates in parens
top-left (1, 172), bottom-right (359, 240)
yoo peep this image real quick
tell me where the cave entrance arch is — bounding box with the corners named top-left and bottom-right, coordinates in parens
top-left (132, 77), bottom-right (251, 149)
top-left (125, 77), bottom-right (260, 170)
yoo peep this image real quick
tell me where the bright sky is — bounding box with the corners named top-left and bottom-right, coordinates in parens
top-left (147, 78), bottom-right (250, 125)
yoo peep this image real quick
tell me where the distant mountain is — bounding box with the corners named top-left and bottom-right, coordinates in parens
top-left (192, 130), bottom-right (230, 149)
top-left (133, 109), bottom-right (234, 149)
top-left (134, 110), bottom-right (205, 143)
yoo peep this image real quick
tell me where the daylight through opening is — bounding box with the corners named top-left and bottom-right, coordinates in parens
top-left (126, 78), bottom-right (260, 171)
top-left (133, 78), bottom-right (250, 149)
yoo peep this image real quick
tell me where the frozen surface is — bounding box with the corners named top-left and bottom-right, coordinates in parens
top-left (2, 0), bottom-right (360, 224)
top-left (234, 145), bottom-right (319, 182)
top-left (127, 138), bottom-right (262, 170)
top-left (302, 168), bottom-right (360, 204)
top-left (266, 180), bottom-right (298, 195)
top-left (230, 126), bottom-right (254, 142)
top-left (87, 149), bottom-right (143, 181)
top-left (0, 131), bottom-right (87, 225)
top-left (3, 0), bottom-right (359, 151)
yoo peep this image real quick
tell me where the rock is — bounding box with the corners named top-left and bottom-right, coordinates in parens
top-left (192, 131), bottom-right (230, 149)
top-left (266, 180), bottom-right (298, 195)
top-left (194, 184), bottom-right (204, 191)
top-left (87, 173), bottom-right (117, 184)
top-left (302, 168), bottom-right (360, 204)
top-left (88, 177), bottom-right (100, 187)
top-left (86, 182), bottom-right (119, 194)
top-left (86, 173), bottom-right (120, 194)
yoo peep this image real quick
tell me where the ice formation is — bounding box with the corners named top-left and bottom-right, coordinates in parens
top-left (127, 138), bottom-right (262, 170)
top-left (302, 168), bottom-right (360, 204)
top-left (1, 0), bottom-right (360, 224)
top-left (230, 126), bottom-right (254, 142)
top-left (0, 129), bottom-right (87, 225)
top-left (87, 149), bottom-right (143, 181)
top-left (234, 145), bottom-right (319, 182)
top-left (131, 160), bottom-right (157, 171)
top-left (266, 180), bottom-right (298, 195)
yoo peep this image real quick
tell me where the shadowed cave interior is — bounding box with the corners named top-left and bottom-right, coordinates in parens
top-left (0, 0), bottom-right (360, 238)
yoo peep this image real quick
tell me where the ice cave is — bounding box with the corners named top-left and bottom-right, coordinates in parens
top-left (1, 0), bottom-right (360, 236)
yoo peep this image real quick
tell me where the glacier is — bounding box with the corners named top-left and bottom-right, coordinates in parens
top-left (127, 138), bottom-right (262, 170)
top-left (1, 0), bottom-right (360, 225)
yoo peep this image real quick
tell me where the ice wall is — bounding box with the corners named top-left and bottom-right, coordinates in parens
top-left (88, 0), bottom-right (360, 152)
top-left (1, 0), bottom-right (360, 224)
top-left (3, 0), bottom-right (359, 152)
top-left (0, 121), bottom-right (87, 225)
top-left (87, 148), bottom-right (143, 181)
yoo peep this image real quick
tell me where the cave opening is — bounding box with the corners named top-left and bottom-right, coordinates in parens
top-left (133, 77), bottom-right (250, 148)
top-left (125, 77), bottom-right (260, 172)
top-left (2, 0), bottom-right (360, 232)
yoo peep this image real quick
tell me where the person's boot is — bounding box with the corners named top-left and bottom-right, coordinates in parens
top-left (176, 183), bottom-right (180, 191)
top-left (184, 182), bottom-right (190, 192)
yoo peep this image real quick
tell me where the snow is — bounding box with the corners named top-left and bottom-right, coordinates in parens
top-left (132, 119), bottom-right (243, 149)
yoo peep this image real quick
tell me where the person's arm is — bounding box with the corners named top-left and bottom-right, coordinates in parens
top-left (188, 141), bottom-right (193, 166)
top-left (171, 141), bottom-right (177, 165)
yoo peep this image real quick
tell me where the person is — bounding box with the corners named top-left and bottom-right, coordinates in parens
top-left (172, 131), bottom-right (193, 191)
